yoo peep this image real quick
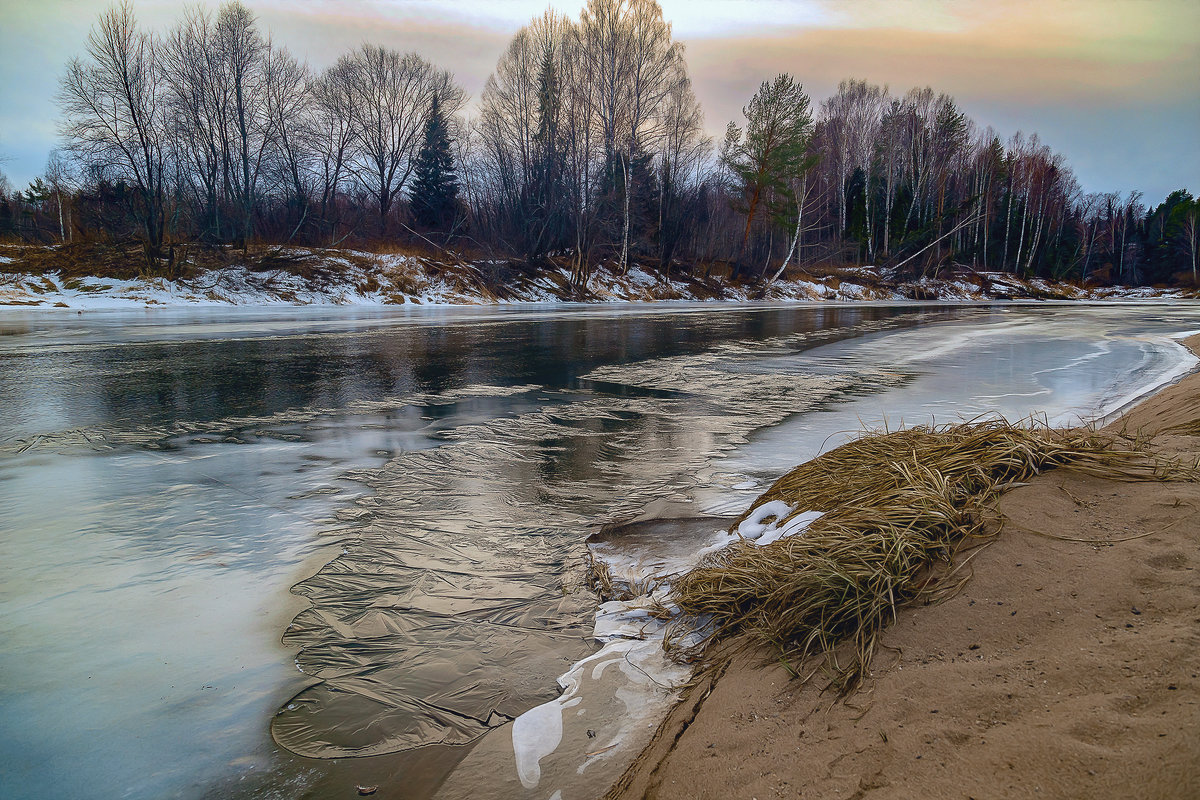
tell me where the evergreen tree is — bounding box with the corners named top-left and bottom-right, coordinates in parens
top-left (723, 74), bottom-right (815, 278)
top-left (523, 49), bottom-right (568, 261)
top-left (410, 95), bottom-right (459, 232)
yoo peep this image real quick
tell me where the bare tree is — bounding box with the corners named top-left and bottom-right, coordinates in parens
top-left (308, 61), bottom-right (358, 242)
top-left (1183, 209), bottom-right (1199, 284)
top-left (560, 21), bottom-right (601, 286)
top-left (820, 80), bottom-right (887, 253)
top-left (769, 172), bottom-right (818, 283)
top-left (340, 44), bottom-right (464, 236)
top-left (841, 81), bottom-right (887, 259)
top-left (876, 100), bottom-right (907, 258)
top-left (656, 75), bottom-right (708, 270)
top-left (163, 5), bottom-right (225, 240)
top-left (263, 45), bottom-right (313, 231)
top-left (1117, 190), bottom-right (1144, 282)
top-left (162, 1), bottom-right (294, 246)
top-left (478, 11), bottom-right (573, 260)
top-left (215, 1), bottom-right (273, 247)
top-left (59, 0), bottom-right (168, 256)
top-left (578, 0), bottom-right (684, 272)
top-left (968, 130), bottom-right (1004, 267)
top-left (899, 87), bottom-right (936, 238)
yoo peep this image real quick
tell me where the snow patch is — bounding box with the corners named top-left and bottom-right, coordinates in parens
top-left (738, 503), bottom-right (824, 546)
top-left (2, 251), bottom-right (1194, 309)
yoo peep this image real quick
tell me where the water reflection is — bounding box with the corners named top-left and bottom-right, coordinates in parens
top-left (0, 305), bottom-right (910, 448)
top-left (3, 302), bottom-right (1194, 800)
top-left (0, 304), bottom-right (931, 800)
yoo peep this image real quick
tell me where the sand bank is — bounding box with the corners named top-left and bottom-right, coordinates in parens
top-left (610, 337), bottom-right (1200, 800)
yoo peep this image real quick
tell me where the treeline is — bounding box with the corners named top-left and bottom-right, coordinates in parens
top-left (2, 0), bottom-right (1196, 287)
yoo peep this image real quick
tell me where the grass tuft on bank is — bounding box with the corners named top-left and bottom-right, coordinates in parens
top-left (667, 419), bottom-right (1199, 694)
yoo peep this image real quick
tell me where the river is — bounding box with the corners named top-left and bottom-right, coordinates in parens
top-left (0, 301), bottom-right (1196, 799)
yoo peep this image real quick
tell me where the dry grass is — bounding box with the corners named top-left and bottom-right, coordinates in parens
top-left (667, 419), bottom-right (1199, 694)
top-left (587, 557), bottom-right (628, 602)
top-left (0, 241), bottom-right (384, 287)
top-left (361, 240), bottom-right (436, 258)
top-left (0, 239), bottom-right (199, 280)
top-left (1166, 419), bottom-right (1200, 437)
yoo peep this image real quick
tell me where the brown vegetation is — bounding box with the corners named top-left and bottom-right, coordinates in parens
top-left (667, 420), bottom-right (1200, 694)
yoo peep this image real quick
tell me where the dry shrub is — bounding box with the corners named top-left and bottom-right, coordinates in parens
top-left (668, 419), bottom-right (1199, 694)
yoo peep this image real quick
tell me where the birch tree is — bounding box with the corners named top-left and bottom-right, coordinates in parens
top-left (578, 0), bottom-right (684, 272)
top-left (1183, 207), bottom-right (1199, 284)
top-left (44, 150), bottom-right (75, 242)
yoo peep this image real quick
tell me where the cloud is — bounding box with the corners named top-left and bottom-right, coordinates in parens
top-left (682, 2), bottom-right (1199, 198)
top-left (1, 0), bottom-right (1195, 200)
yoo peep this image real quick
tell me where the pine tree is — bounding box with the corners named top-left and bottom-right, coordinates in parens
top-left (723, 74), bottom-right (815, 278)
top-left (410, 95), bottom-right (459, 232)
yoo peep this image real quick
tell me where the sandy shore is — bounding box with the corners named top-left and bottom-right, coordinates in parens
top-left (609, 336), bottom-right (1200, 800)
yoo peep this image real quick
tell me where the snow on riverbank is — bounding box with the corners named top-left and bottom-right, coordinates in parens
top-left (1, 248), bottom-right (1194, 309)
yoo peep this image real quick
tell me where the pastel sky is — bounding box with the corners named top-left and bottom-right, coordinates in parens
top-left (1, 0), bottom-right (1196, 202)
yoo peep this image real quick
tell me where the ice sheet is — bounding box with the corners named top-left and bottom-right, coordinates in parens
top-left (5, 301), bottom-right (1200, 800)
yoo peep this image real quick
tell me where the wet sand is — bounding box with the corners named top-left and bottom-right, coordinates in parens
top-left (610, 336), bottom-right (1200, 800)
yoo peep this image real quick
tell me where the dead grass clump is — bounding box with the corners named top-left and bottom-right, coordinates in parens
top-left (244, 247), bottom-right (317, 274)
top-left (242, 247), bottom-right (363, 286)
top-left (587, 557), bottom-right (630, 602)
top-left (668, 419), bottom-right (1198, 694)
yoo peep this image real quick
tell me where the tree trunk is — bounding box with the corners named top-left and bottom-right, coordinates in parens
top-left (770, 176), bottom-right (806, 284)
top-left (619, 150), bottom-right (631, 274)
top-left (864, 171), bottom-right (874, 262)
top-left (1014, 183), bottom-right (1029, 274)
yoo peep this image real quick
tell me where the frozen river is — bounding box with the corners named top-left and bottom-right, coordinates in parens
top-left (0, 301), bottom-right (1196, 799)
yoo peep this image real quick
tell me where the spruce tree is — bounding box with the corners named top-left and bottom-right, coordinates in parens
top-left (410, 95), bottom-right (459, 232)
top-left (525, 50), bottom-right (566, 260)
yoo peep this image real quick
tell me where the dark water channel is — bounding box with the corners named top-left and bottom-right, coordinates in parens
top-left (0, 302), bottom-right (1196, 800)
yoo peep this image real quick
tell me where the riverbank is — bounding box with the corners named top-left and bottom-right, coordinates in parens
top-left (1, 243), bottom-right (1194, 308)
top-left (609, 335), bottom-right (1200, 800)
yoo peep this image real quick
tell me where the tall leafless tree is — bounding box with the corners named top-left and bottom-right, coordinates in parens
top-left (339, 44), bottom-right (464, 236)
top-left (60, 0), bottom-right (168, 257)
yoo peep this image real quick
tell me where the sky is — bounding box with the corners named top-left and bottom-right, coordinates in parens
top-left (1, 0), bottom-right (1196, 203)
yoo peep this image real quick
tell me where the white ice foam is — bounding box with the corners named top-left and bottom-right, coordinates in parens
top-left (754, 509), bottom-right (825, 547)
top-left (736, 500), bottom-right (795, 539)
top-left (508, 634), bottom-right (689, 790)
top-left (736, 501), bottom-right (825, 546)
top-left (1089, 335), bottom-right (1200, 424)
top-left (512, 693), bottom-right (578, 788)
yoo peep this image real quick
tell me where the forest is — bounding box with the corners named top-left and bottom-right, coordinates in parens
top-left (1, 0), bottom-right (1197, 288)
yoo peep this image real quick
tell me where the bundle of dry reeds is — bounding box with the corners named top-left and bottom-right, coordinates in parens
top-left (668, 419), bottom-right (1198, 693)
